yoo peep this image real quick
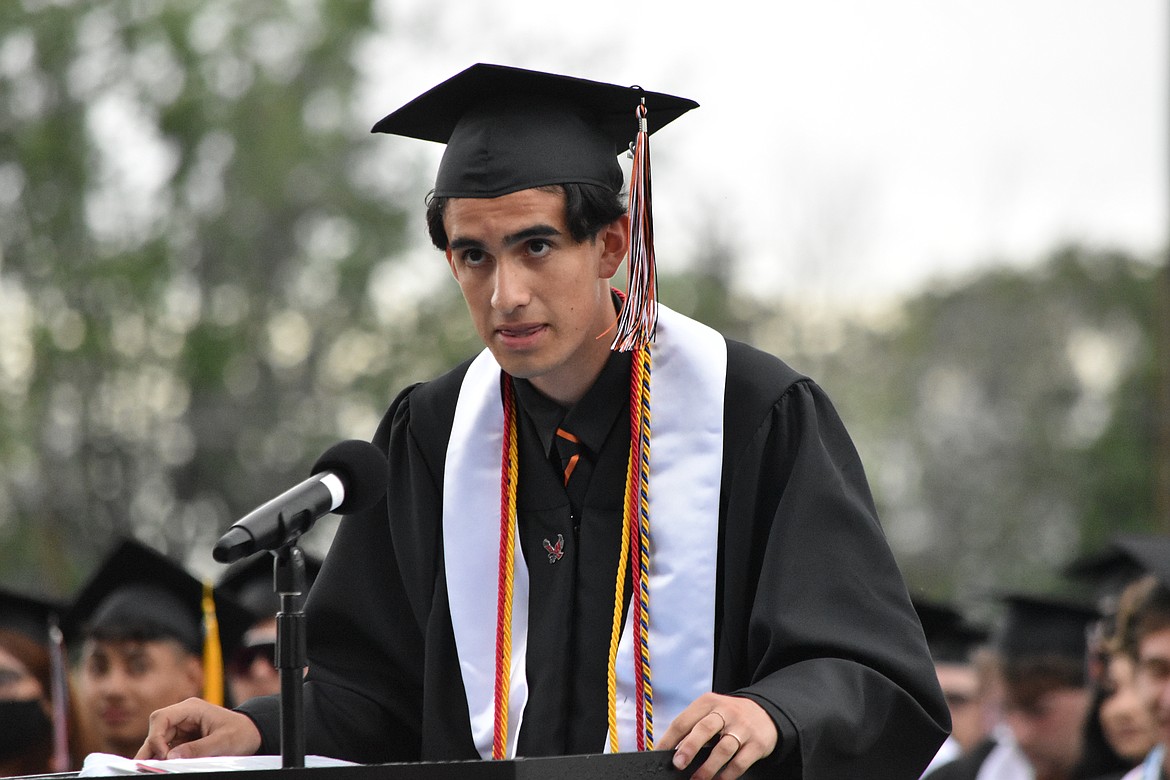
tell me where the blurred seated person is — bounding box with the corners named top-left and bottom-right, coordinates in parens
top-left (1061, 532), bottom-right (1168, 779)
top-left (928, 594), bottom-right (1098, 780)
top-left (0, 588), bottom-right (84, 776)
top-left (1074, 611), bottom-right (1157, 779)
top-left (1114, 569), bottom-right (1170, 780)
top-left (66, 539), bottom-right (248, 758)
top-left (215, 551), bottom-right (320, 704)
top-left (915, 598), bottom-right (996, 776)
top-left (1099, 645), bottom-right (1159, 766)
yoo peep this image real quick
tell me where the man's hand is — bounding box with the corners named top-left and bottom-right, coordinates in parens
top-left (660, 693), bottom-right (778, 780)
top-left (135, 698), bottom-right (262, 760)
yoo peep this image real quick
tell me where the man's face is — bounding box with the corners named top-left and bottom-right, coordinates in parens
top-left (0, 646), bottom-right (43, 702)
top-left (228, 619), bottom-right (279, 704)
top-left (935, 662), bottom-right (989, 755)
top-left (1099, 652), bottom-right (1157, 762)
top-left (1135, 625), bottom-right (1170, 748)
top-left (1003, 685), bottom-right (1090, 780)
top-left (77, 638), bottom-right (203, 758)
top-left (444, 188), bottom-right (628, 406)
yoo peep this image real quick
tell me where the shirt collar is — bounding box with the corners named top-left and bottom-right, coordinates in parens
top-left (513, 349), bottom-right (632, 460)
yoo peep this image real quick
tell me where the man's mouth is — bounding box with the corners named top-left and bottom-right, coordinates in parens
top-left (497, 323), bottom-right (545, 338)
top-left (100, 707), bottom-right (132, 726)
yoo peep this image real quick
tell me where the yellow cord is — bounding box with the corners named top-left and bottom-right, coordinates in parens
top-left (201, 581), bottom-right (223, 706)
top-left (606, 444), bottom-right (636, 753)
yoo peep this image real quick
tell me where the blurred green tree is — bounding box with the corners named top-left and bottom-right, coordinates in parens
top-left (802, 246), bottom-right (1161, 605)
top-left (0, 0), bottom-right (455, 591)
top-left (0, 2), bottom-right (1160, 613)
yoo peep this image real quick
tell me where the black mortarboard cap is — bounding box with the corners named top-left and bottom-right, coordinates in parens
top-left (0, 587), bottom-right (64, 646)
top-left (65, 538), bottom-right (250, 659)
top-left (995, 593), bottom-right (1099, 662)
top-left (1064, 533), bottom-right (1170, 596)
top-left (913, 597), bottom-right (990, 665)
top-left (372, 63), bottom-right (699, 198)
top-left (216, 551), bottom-right (322, 621)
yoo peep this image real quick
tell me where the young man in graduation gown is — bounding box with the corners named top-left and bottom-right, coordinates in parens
top-left (137, 64), bottom-right (949, 779)
top-left (926, 595), bottom-right (1099, 780)
top-left (1116, 565), bottom-right (1170, 780)
top-left (914, 599), bottom-right (996, 777)
top-left (68, 539), bottom-right (249, 759)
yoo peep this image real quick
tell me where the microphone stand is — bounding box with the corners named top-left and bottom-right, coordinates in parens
top-left (273, 544), bottom-right (307, 769)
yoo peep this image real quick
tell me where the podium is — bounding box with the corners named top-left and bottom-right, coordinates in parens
top-left (18, 750), bottom-right (710, 780)
top-left (228, 751), bottom-right (685, 779)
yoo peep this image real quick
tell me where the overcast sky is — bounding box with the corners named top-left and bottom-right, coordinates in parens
top-left (359, 0), bottom-right (1167, 304)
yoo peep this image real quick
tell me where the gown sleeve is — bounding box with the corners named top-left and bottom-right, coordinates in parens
top-left (716, 345), bottom-right (950, 778)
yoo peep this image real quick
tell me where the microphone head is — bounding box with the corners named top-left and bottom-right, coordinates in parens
top-left (212, 526), bottom-right (255, 564)
top-left (311, 439), bottom-right (388, 514)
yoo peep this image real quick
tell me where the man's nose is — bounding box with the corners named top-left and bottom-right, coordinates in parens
top-left (94, 669), bottom-right (128, 696)
top-left (491, 258), bottom-right (530, 313)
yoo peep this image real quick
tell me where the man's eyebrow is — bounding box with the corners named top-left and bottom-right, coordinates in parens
top-left (449, 224), bottom-right (563, 253)
top-left (502, 224), bottom-right (562, 246)
top-left (448, 236), bottom-right (485, 252)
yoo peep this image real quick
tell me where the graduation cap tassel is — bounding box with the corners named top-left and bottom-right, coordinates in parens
top-left (611, 99), bottom-right (658, 352)
top-left (47, 616), bottom-right (70, 772)
top-left (201, 582), bottom-right (225, 706)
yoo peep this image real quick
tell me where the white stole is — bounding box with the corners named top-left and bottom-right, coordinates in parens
top-left (442, 304), bottom-right (726, 759)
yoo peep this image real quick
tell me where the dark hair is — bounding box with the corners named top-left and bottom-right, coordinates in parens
top-left (424, 182), bottom-right (626, 250)
top-left (86, 620), bottom-right (200, 657)
top-left (1000, 655), bottom-right (1088, 702)
top-left (1117, 575), bottom-right (1170, 662)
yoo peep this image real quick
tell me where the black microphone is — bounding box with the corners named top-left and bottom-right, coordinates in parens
top-left (213, 440), bottom-right (388, 564)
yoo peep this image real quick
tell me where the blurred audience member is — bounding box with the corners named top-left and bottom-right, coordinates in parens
top-left (1076, 642), bottom-right (1155, 779)
top-left (66, 539), bottom-right (249, 758)
top-left (0, 588), bottom-right (84, 776)
top-left (215, 551), bottom-right (320, 705)
top-left (1116, 571), bottom-right (1170, 780)
top-left (916, 598), bottom-right (997, 776)
top-left (928, 594), bottom-right (1098, 780)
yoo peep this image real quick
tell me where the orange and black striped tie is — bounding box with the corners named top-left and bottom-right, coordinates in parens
top-left (555, 427), bottom-right (581, 486)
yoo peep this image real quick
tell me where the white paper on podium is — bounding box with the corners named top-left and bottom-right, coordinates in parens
top-left (79, 753), bottom-right (357, 776)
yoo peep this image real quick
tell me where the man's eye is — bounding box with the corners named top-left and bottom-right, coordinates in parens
top-left (0, 668), bottom-right (25, 688)
top-left (461, 249), bottom-right (487, 266)
top-left (127, 658), bottom-right (151, 676)
top-left (527, 239), bottom-right (551, 256)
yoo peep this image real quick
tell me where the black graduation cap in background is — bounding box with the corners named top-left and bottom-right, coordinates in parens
top-left (1063, 533), bottom-right (1170, 599)
top-left (65, 538), bottom-right (251, 661)
top-left (0, 587), bottom-right (65, 646)
top-left (994, 593), bottom-right (1100, 662)
top-left (913, 597), bottom-right (990, 665)
top-left (372, 63), bottom-right (699, 199)
top-left (216, 551), bottom-right (323, 622)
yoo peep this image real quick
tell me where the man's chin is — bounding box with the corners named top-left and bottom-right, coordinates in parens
top-left (489, 350), bottom-right (542, 381)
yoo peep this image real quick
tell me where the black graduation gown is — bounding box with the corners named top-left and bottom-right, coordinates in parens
top-left (238, 338), bottom-right (949, 778)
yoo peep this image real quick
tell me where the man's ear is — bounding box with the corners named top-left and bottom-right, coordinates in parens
top-left (597, 214), bottom-right (630, 280)
top-left (184, 652), bottom-right (205, 697)
top-left (445, 248), bottom-right (460, 280)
